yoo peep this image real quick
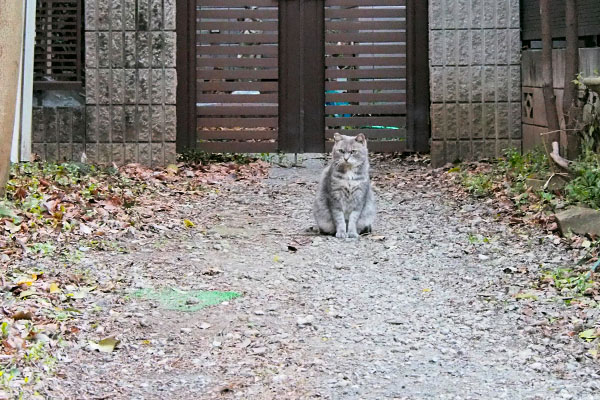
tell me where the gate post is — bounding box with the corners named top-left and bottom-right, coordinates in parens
top-left (279, 0), bottom-right (325, 153)
top-left (176, 0), bottom-right (197, 153)
top-left (407, 0), bottom-right (430, 153)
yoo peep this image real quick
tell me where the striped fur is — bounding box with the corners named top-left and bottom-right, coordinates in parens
top-left (313, 133), bottom-right (376, 238)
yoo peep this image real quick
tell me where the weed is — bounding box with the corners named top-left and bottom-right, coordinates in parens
top-left (1, 322), bottom-right (9, 338)
top-left (28, 242), bottom-right (56, 256)
top-left (467, 234), bottom-right (490, 244)
top-left (542, 267), bottom-right (597, 297)
top-left (60, 249), bottom-right (85, 264)
top-left (565, 155), bottom-right (600, 209)
top-left (461, 172), bottom-right (493, 197)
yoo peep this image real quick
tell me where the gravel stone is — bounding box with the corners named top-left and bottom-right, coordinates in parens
top-left (40, 157), bottom-right (600, 399)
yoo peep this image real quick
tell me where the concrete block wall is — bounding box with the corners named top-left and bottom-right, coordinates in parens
top-left (429, 0), bottom-right (522, 167)
top-left (84, 0), bottom-right (177, 166)
top-left (32, 106), bottom-right (86, 162)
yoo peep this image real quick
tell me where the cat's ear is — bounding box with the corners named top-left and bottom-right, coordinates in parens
top-left (355, 133), bottom-right (366, 144)
top-left (333, 132), bottom-right (342, 142)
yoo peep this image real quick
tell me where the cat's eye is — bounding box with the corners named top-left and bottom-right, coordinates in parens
top-left (338, 149), bottom-right (345, 154)
top-left (351, 150), bottom-right (356, 154)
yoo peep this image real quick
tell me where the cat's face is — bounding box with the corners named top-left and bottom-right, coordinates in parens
top-left (331, 133), bottom-right (368, 168)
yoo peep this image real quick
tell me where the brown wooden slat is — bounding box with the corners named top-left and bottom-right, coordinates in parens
top-left (196, 33), bottom-right (278, 44)
top-left (37, 6), bottom-right (78, 11)
top-left (364, 140), bottom-right (406, 152)
top-left (326, 32), bottom-right (406, 43)
top-left (33, 81), bottom-right (82, 90)
top-left (198, 0), bottom-right (277, 6)
top-left (198, 141), bottom-right (278, 153)
top-left (326, 129), bottom-right (407, 139)
top-left (325, 92), bottom-right (406, 102)
top-left (325, 140), bottom-right (406, 152)
top-left (197, 9), bottom-right (278, 19)
top-left (197, 117), bottom-right (278, 128)
top-left (326, 104), bottom-right (407, 114)
top-left (34, 0), bottom-right (82, 85)
top-left (327, 20), bottom-right (405, 31)
top-left (326, 68), bottom-right (406, 79)
top-left (326, 116), bottom-right (406, 126)
top-left (35, 44), bottom-right (79, 48)
top-left (35, 51), bottom-right (79, 56)
top-left (197, 45), bottom-right (278, 56)
top-left (35, 29), bottom-right (78, 33)
top-left (326, 79), bottom-right (405, 90)
top-left (198, 94), bottom-right (278, 103)
top-left (325, 56), bottom-right (405, 67)
top-left (196, 57), bottom-right (278, 67)
top-left (198, 81), bottom-right (278, 91)
top-left (34, 59), bottom-right (77, 64)
top-left (197, 105), bottom-right (278, 116)
top-left (199, 21), bottom-right (279, 31)
top-left (325, 8), bottom-right (405, 19)
top-left (198, 129), bottom-right (277, 140)
top-left (196, 69), bottom-right (278, 79)
top-left (325, 44), bottom-right (406, 55)
top-left (326, 0), bottom-right (405, 5)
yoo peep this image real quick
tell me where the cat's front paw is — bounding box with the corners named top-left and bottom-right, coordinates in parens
top-left (335, 231), bottom-right (347, 239)
top-left (347, 231), bottom-right (359, 239)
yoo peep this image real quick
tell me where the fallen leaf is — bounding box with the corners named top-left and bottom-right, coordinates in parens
top-left (199, 322), bottom-right (211, 330)
top-left (89, 336), bottom-right (120, 353)
top-left (166, 164), bottom-right (179, 175)
top-left (183, 219), bottom-right (195, 228)
top-left (202, 268), bottom-right (223, 276)
top-left (79, 223), bottom-right (92, 235)
top-left (18, 290), bottom-right (36, 299)
top-left (12, 310), bottom-right (33, 320)
top-left (515, 292), bottom-right (538, 301)
top-left (579, 329), bottom-right (599, 342)
top-left (49, 282), bottom-right (61, 294)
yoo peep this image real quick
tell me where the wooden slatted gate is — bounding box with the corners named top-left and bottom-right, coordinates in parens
top-left (176, 0), bottom-right (429, 154)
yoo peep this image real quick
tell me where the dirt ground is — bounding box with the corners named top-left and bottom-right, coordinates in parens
top-left (23, 156), bottom-right (599, 399)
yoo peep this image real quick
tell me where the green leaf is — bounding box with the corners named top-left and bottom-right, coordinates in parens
top-left (579, 329), bottom-right (599, 342)
top-left (515, 292), bottom-right (538, 301)
top-left (18, 290), bottom-right (37, 299)
top-left (89, 336), bottom-right (120, 353)
top-left (0, 204), bottom-right (17, 219)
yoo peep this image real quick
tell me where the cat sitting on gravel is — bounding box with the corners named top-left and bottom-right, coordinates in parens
top-left (313, 132), bottom-right (376, 239)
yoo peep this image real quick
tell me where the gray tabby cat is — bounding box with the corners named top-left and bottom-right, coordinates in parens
top-left (313, 133), bottom-right (376, 238)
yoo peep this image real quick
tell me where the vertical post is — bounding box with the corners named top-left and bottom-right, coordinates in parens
top-left (279, 0), bottom-right (304, 152)
top-left (406, 0), bottom-right (430, 153)
top-left (563, 0), bottom-right (579, 158)
top-left (176, 0), bottom-right (197, 153)
top-left (11, 34), bottom-right (24, 163)
top-left (279, 0), bottom-right (324, 153)
top-left (21, 0), bottom-right (37, 162)
top-left (0, 0), bottom-right (25, 195)
top-left (540, 0), bottom-right (560, 139)
top-left (302, 0), bottom-right (325, 153)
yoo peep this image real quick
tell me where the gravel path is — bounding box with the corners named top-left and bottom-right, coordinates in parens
top-left (43, 157), bottom-right (599, 399)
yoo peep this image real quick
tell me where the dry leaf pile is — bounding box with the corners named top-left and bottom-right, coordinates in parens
top-left (0, 159), bottom-right (269, 398)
